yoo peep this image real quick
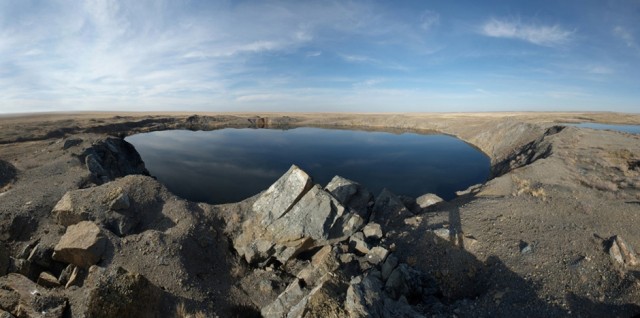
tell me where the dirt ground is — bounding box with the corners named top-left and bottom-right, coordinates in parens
top-left (0, 111), bottom-right (639, 317)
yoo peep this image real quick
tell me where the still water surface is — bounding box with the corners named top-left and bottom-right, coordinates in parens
top-left (126, 128), bottom-right (490, 204)
top-left (565, 123), bottom-right (640, 134)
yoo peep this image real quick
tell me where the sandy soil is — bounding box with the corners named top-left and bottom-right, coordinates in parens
top-left (0, 111), bottom-right (639, 317)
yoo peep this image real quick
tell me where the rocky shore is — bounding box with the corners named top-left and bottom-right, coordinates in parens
top-left (0, 112), bottom-right (639, 317)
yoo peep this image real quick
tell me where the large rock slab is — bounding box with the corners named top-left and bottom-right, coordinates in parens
top-left (81, 137), bottom-right (149, 184)
top-left (266, 185), bottom-right (365, 255)
top-left (234, 167), bottom-right (367, 265)
top-left (325, 176), bottom-right (372, 217)
top-left (52, 221), bottom-right (107, 268)
top-left (253, 165), bottom-right (313, 226)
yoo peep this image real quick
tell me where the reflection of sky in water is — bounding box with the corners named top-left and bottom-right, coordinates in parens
top-left (126, 128), bottom-right (490, 204)
top-left (565, 123), bottom-right (640, 134)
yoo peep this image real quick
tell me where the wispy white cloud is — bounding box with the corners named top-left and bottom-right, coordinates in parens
top-left (0, 0), bottom-right (436, 112)
top-left (353, 78), bottom-right (384, 88)
top-left (235, 93), bottom-right (290, 103)
top-left (613, 26), bottom-right (639, 52)
top-left (339, 54), bottom-right (409, 71)
top-left (340, 54), bottom-right (377, 63)
top-left (480, 18), bottom-right (573, 47)
top-left (420, 10), bottom-right (440, 31)
top-left (586, 65), bottom-right (614, 75)
top-left (306, 51), bottom-right (322, 57)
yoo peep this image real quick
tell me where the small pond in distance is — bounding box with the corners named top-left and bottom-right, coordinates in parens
top-left (564, 123), bottom-right (640, 134)
top-left (126, 128), bottom-right (490, 204)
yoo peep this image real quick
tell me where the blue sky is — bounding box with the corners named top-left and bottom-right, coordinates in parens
top-left (1, 0), bottom-right (639, 113)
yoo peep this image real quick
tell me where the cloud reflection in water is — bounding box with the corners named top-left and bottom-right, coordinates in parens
top-left (126, 127), bottom-right (490, 204)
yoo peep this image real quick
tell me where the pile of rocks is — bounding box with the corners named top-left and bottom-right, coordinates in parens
top-left (228, 165), bottom-right (447, 317)
top-left (0, 217), bottom-right (161, 318)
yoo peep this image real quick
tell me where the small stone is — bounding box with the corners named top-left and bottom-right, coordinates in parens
top-left (349, 232), bottom-right (371, 255)
top-left (366, 246), bottom-right (389, 265)
top-left (325, 175), bottom-right (372, 217)
top-left (58, 264), bottom-right (75, 286)
top-left (339, 253), bottom-right (356, 264)
top-left (519, 240), bottom-right (533, 255)
top-left (433, 228), bottom-right (450, 241)
top-left (52, 192), bottom-right (89, 226)
top-left (65, 266), bottom-right (80, 289)
top-left (17, 241), bottom-right (39, 259)
top-left (463, 235), bottom-right (479, 247)
top-left (608, 235), bottom-right (639, 267)
top-left (358, 259), bottom-right (373, 272)
top-left (52, 221), bottom-right (107, 268)
top-left (27, 243), bottom-right (53, 268)
top-left (416, 193), bottom-right (443, 209)
top-left (404, 216), bottom-right (422, 228)
top-left (63, 138), bottom-right (83, 150)
top-left (37, 272), bottom-right (61, 288)
top-left (107, 187), bottom-right (130, 211)
top-left (362, 223), bottom-right (383, 240)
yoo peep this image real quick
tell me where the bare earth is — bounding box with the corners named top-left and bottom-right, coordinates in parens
top-left (0, 112), bottom-right (639, 317)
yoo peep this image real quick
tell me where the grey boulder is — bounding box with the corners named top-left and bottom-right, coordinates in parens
top-left (233, 166), bottom-right (368, 265)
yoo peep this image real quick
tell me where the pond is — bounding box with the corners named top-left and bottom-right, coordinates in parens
top-left (565, 123), bottom-right (640, 134)
top-left (126, 127), bottom-right (490, 204)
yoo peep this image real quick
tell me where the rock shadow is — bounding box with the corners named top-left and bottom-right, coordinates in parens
top-left (448, 205), bottom-right (464, 248)
top-left (393, 192), bottom-right (640, 317)
top-left (566, 292), bottom-right (640, 317)
top-left (0, 159), bottom-right (17, 191)
top-left (391, 228), bottom-right (570, 316)
top-left (175, 202), bottom-right (244, 317)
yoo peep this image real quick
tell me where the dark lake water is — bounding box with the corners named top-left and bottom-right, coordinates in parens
top-left (565, 123), bottom-right (640, 134)
top-left (126, 128), bottom-right (490, 204)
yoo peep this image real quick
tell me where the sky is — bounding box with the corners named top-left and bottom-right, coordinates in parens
top-left (1, 0), bottom-right (639, 113)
